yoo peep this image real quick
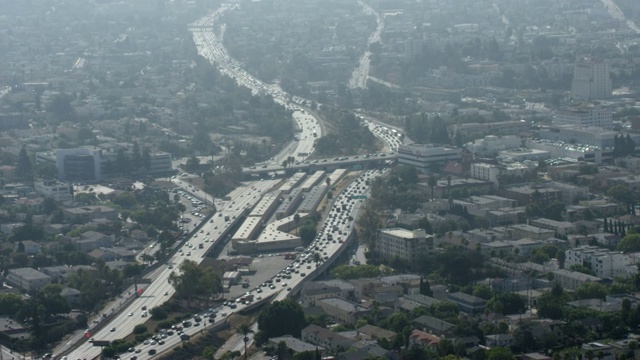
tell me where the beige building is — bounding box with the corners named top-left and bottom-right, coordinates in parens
top-left (317, 298), bottom-right (370, 326)
top-left (6, 268), bottom-right (52, 291)
top-left (378, 228), bottom-right (433, 263)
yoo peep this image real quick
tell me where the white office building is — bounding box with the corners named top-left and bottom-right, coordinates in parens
top-left (554, 106), bottom-right (612, 129)
top-left (397, 144), bottom-right (461, 173)
top-left (34, 180), bottom-right (73, 203)
top-left (571, 58), bottom-right (612, 100)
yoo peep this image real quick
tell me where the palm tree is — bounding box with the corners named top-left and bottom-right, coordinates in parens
top-left (236, 323), bottom-right (254, 360)
top-left (427, 174), bottom-right (437, 200)
top-left (313, 252), bottom-right (321, 267)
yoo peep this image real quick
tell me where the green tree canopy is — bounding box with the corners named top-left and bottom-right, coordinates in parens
top-left (168, 260), bottom-right (222, 303)
top-left (257, 299), bottom-right (308, 339)
top-left (617, 233), bottom-right (640, 252)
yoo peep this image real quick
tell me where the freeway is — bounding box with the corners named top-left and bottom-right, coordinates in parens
top-left (62, 180), bottom-right (279, 360)
top-left (189, 12), bottom-right (322, 165)
top-left (348, 1), bottom-right (383, 89)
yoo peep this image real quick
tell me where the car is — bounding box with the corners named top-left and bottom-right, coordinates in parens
top-left (164, 291), bottom-right (169, 296)
top-left (158, 340), bottom-right (165, 345)
top-left (150, 340), bottom-right (157, 345)
top-left (111, 327), bottom-right (116, 332)
top-left (135, 349), bottom-right (141, 353)
top-left (128, 348), bottom-right (135, 353)
top-left (148, 349), bottom-right (157, 355)
top-left (144, 340), bottom-right (150, 345)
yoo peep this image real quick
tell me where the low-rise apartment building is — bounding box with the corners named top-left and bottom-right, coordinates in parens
top-left (6, 267), bottom-right (52, 291)
top-left (378, 228), bottom-right (433, 263)
top-left (565, 246), bottom-right (630, 278)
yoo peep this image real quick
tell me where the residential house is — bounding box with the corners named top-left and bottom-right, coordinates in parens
top-left (412, 315), bottom-right (455, 336)
top-left (20, 240), bottom-right (41, 255)
top-left (485, 334), bottom-right (515, 348)
top-left (317, 298), bottom-right (370, 326)
top-left (447, 292), bottom-right (486, 314)
top-left (379, 274), bottom-right (421, 295)
top-left (301, 282), bottom-right (342, 307)
top-left (357, 324), bottom-right (396, 341)
top-left (268, 335), bottom-right (324, 355)
top-left (60, 288), bottom-right (82, 304)
top-left (409, 329), bottom-right (441, 349)
top-left (63, 205), bottom-right (118, 222)
top-left (301, 324), bottom-right (355, 351)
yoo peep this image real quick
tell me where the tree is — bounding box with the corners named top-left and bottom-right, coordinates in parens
top-left (617, 233), bottom-right (640, 252)
top-left (35, 162), bottom-right (59, 180)
top-left (420, 278), bottom-right (432, 296)
top-left (486, 293), bottom-right (526, 315)
top-left (427, 174), bottom-right (437, 200)
top-left (16, 146), bottom-right (32, 180)
top-left (472, 284), bottom-right (494, 300)
top-left (168, 260), bottom-right (221, 304)
top-left (488, 347), bottom-right (514, 360)
top-left (236, 323), bottom-right (254, 360)
top-left (257, 299), bottom-right (307, 339)
top-left (574, 282), bottom-right (609, 300)
top-left (186, 155), bottom-right (200, 170)
top-left (608, 185), bottom-right (635, 204)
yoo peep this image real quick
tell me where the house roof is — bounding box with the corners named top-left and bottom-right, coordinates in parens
top-left (413, 315), bottom-right (455, 332)
top-left (410, 329), bottom-right (441, 346)
top-left (357, 324), bottom-right (396, 340)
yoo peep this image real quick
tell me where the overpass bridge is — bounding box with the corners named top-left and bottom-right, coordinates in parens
top-left (242, 154), bottom-right (396, 179)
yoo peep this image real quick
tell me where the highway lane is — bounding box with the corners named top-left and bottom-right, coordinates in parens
top-left (63, 180), bottom-right (279, 360)
top-left (189, 10), bottom-right (322, 164)
top-left (348, 0), bottom-right (383, 89)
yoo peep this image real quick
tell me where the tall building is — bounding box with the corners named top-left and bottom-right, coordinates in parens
top-left (378, 228), bottom-right (433, 263)
top-left (571, 58), bottom-right (612, 100)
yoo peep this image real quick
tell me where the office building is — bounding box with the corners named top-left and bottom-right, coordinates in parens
top-left (34, 180), bottom-right (73, 203)
top-left (554, 106), bottom-right (612, 129)
top-left (397, 144), bottom-right (461, 173)
top-left (571, 58), bottom-right (612, 100)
